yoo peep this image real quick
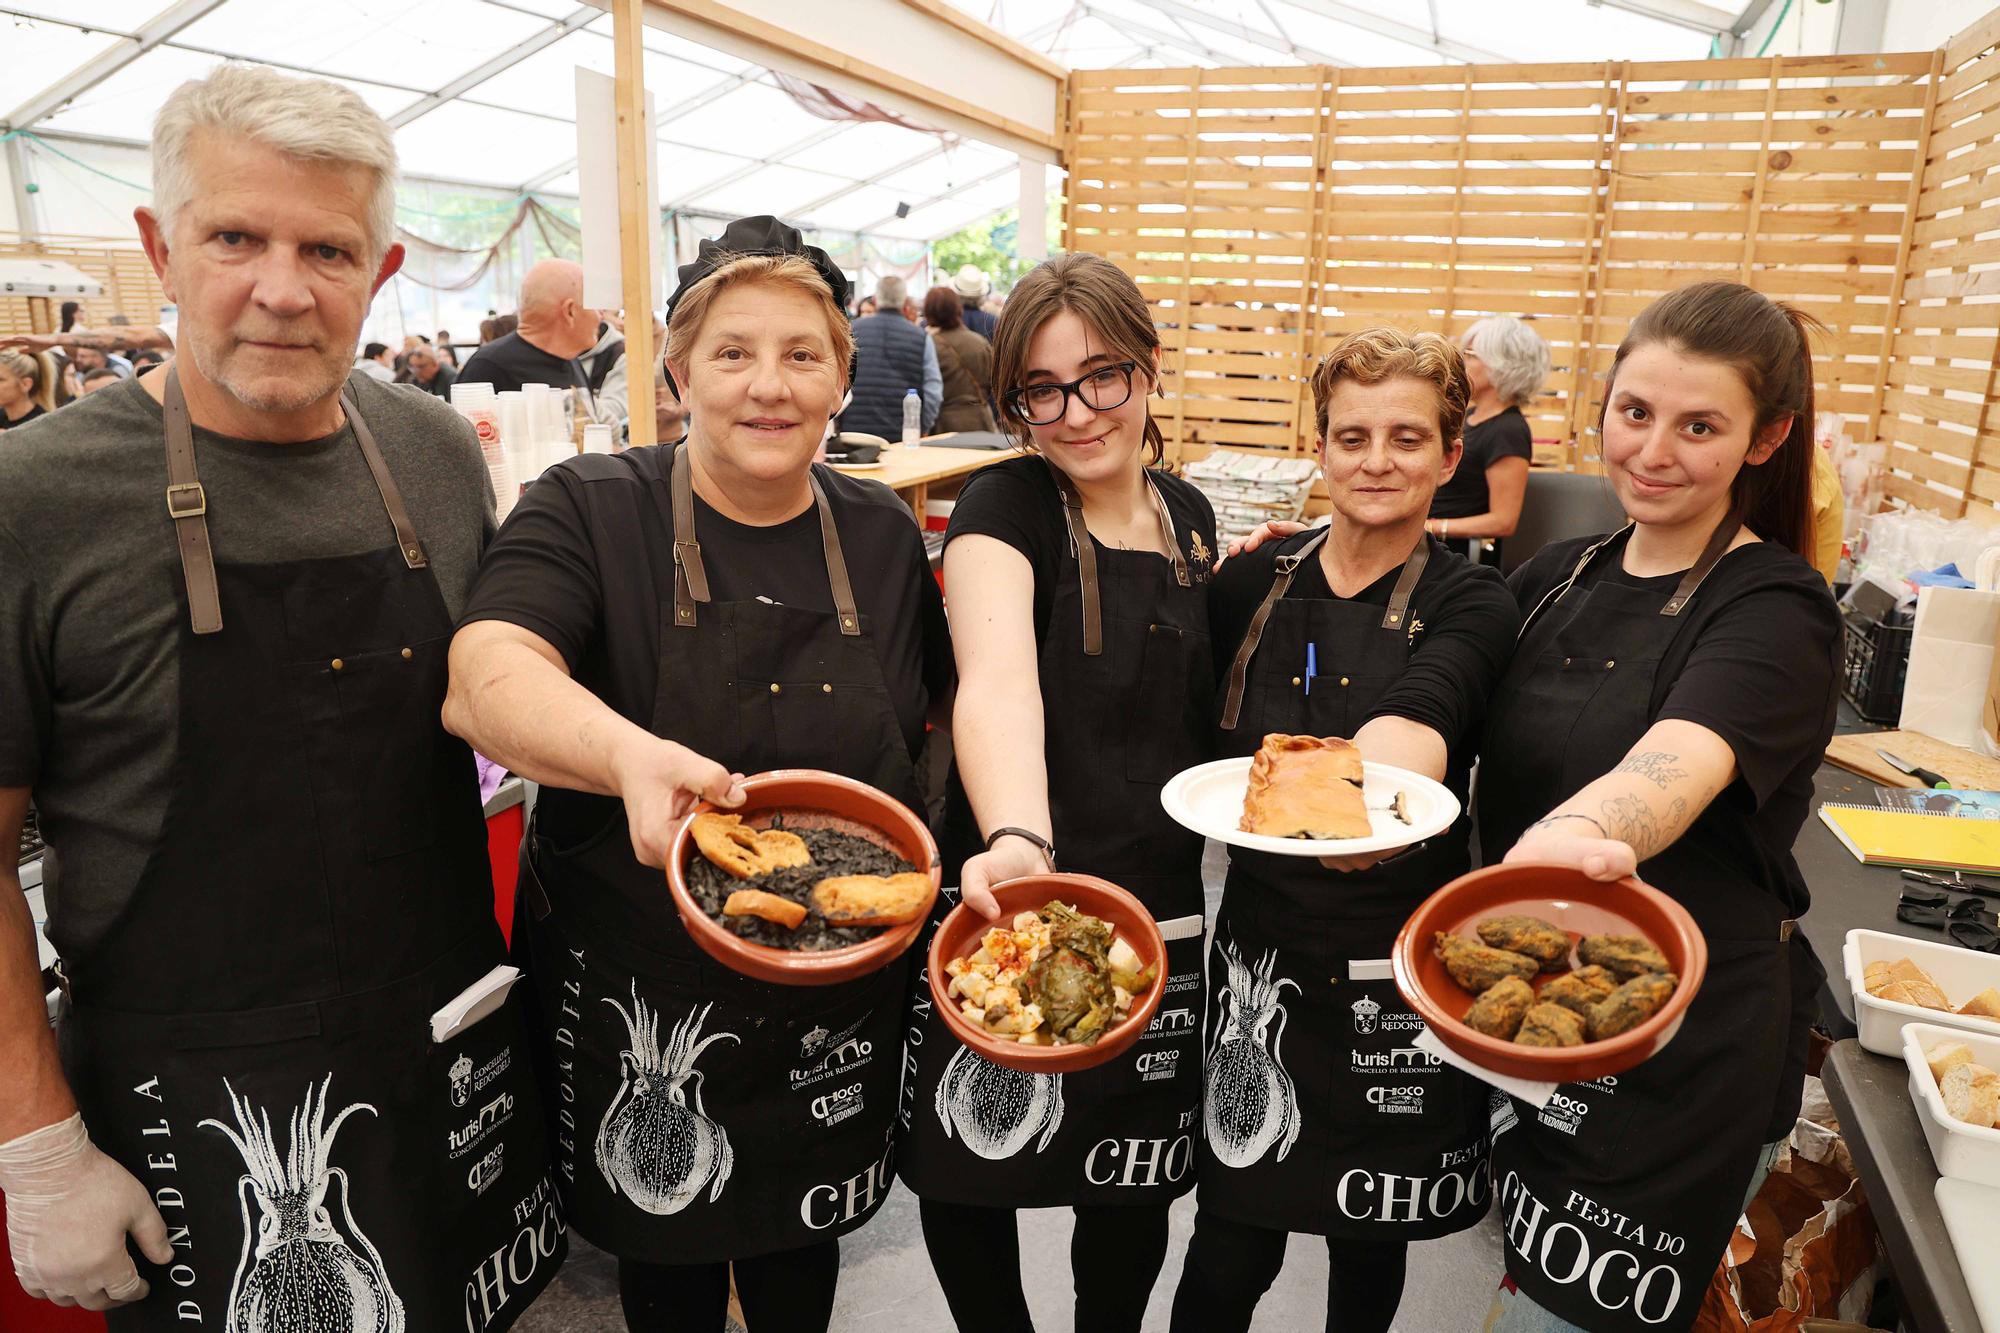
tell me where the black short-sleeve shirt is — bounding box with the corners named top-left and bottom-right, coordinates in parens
top-left (461, 445), bottom-right (951, 844)
top-left (1208, 530), bottom-right (1521, 756)
top-left (1432, 405), bottom-right (1533, 520)
top-left (454, 332), bottom-right (587, 395)
top-left (1502, 535), bottom-right (1840, 913)
top-left (942, 454), bottom-right (1217, 639)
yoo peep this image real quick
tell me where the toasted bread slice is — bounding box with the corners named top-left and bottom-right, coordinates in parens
top-left (723, 889), bottom-right (807, 930)
top-left (811, 872), bottom-right (931, 927)
top-left (691, 813), bottom-right (811, 880)
top-left (1240, 733), bottom-right (1370, 840)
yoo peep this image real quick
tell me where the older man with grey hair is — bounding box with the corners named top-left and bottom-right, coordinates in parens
top-left (0, 64), bottom-right (563, 1327)
top-left (837, 272), bottom-right (941, 440)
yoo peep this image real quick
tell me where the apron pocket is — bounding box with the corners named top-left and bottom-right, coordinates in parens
top-left (1123, 621), bottom-right (1206, 784)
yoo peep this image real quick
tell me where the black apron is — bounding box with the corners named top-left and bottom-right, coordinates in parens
top-left (515, 443), bottom-right (920, 1263)
top-left (899, 462), bottom-right (1211, 1208)
top-left (1197, 531), bottom-right (1491, 1239)
top-left (1477, 522), bottom-right (1794, 1333)
top-left (56, 370), bottom-right (562, 1332)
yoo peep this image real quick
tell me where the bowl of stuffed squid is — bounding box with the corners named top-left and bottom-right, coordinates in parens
top-left (928, 874), bottom-right (1167, 1074)
top-left (1393, 863), bottom-right (1707, 1082)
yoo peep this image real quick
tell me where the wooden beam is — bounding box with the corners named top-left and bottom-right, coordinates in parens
top-left (613, 0), bottom-right (658, 449)
top-left (641, 0), bottom-right (1061, 156)
top-left (895, 0), bottom-right (1069, 80)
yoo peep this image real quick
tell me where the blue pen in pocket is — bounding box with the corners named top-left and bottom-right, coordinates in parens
top-left (1305, 643), bottom-right (1317, 696)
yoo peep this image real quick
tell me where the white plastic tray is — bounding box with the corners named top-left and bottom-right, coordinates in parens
top-left (1160, 758), bottom-right (1459, 858)
top-left (1902, 1021), bottom-right (2000, 1190)
top-left (1935, 1177), bottom-right (2000, 1333)
top-left (1843, 928), bottom-right (2000, 1056)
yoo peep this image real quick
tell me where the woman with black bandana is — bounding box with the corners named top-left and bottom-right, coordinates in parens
top-left (446, 216), bottom-right (952, 1332)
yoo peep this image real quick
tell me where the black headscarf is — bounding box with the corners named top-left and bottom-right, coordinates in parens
top-left (662, 214), bottom-right (850, 327)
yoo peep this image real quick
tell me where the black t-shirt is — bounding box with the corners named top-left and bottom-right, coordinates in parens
top-left (455, 331), bottom-right (586, 394)
top-left (0, 404), bottom-right (47, 431)
top-left (1208, 530), bottom-right (1521, 755)
top-left (1501, 535), bottom-right (1840, 914)
top-left (462, 445), bottom-right (952, 844)
top-left (942, 453), bottom-right (1218, 638)
top-left (1432, 405), bottom-right (1532, 520)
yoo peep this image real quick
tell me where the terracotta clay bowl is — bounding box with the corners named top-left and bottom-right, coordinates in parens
top-left (928, 873), bottom-right (1168, 1074)
top-left (1392, 862), bottom-right (1707, 1083)
top-left (666, 769), bottom-right (939, 986)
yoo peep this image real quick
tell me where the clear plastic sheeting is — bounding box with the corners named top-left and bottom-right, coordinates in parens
top-left (4, 0), bottom-right (1751, 247)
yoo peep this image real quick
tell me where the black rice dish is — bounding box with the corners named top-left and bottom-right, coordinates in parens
top-left (686, 822), bottom-right (916, 951)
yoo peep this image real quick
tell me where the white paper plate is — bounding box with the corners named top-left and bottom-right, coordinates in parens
top-left (1935, 1177), bottom-right (2000, 1333)
top-left (1160, 757), bottom-right (1460, 857)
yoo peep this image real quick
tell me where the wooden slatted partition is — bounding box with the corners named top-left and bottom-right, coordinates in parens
top-left (0, 235), bottom-right (168, 339)
top-left (1875, 14), bottom-right (2000, 517)
top-left (1067, 53), bottom-right (1935, 473)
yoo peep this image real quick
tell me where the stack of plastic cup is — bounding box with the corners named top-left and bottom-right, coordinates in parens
top-left (449, 381), bottom-right (516, 520)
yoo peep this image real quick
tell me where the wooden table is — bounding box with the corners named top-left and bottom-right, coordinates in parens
top-left (831, 443), bottom-right (1011, 524)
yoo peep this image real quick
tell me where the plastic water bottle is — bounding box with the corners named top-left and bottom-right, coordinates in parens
top-left (902, 389), bottom-right (922, 448)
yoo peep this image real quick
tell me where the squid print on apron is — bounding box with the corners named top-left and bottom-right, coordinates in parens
top-left (1478, 521), bottom-right (1797, 1333)
top-left (1196, 531), bottom-right (1492, 1240)
top-left (55, 371), bottom-right (562, 1333)
top-left (515, 444), bottom-right (922, 1264)
top-left (899, 460), bottom-right (1214, 1208)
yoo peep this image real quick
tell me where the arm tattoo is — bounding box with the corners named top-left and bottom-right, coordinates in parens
top-left (1613, 750), bottom-right (1687, 790)
top-left (1598, 793), bottom-right (1660, 851)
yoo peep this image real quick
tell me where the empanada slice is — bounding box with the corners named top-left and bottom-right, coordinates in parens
top-left (1240, 733), bottom-right (1371, 840)
top-left (811, 872), bottom-right (931, 927)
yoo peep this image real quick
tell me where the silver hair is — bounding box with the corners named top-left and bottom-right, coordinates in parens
top-left (152, 64), bottom-right (398, 261)
top-left (1461, 316), bottom-right (1550, 407)
top-left (875, 274), bottom-right (907, 308)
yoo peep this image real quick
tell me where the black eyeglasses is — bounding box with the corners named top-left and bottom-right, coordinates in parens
top-left (1004, 361), bottom-right (1139, 426)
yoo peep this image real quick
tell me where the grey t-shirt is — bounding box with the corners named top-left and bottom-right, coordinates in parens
top-left (0, 372), bottom-right (496, 957)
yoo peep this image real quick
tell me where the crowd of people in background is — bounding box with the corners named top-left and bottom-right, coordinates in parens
top-left (0, 255), bottom-right (1015, 448)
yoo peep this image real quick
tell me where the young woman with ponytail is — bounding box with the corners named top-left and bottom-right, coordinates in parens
top-left (1475, 281), bottom-right (1841, 1333)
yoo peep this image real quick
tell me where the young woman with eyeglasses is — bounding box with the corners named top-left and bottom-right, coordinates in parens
top-left (896, 252), bottom-right (1216, 1332)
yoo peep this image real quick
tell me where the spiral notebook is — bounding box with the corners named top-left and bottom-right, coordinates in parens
top-left (1818, 802), bottom-right (2000, 872)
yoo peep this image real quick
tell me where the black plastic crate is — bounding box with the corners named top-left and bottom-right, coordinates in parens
top-left (1840, 610), bottom-right (1913, 725)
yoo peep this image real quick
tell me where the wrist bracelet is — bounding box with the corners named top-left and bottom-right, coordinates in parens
top-left (985, 826), bottom-right (1055, 867)
top-left (1530, 812), bottom-right (1610, 838)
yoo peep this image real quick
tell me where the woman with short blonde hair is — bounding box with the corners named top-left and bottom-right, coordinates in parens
top-left (1174, 326), bottom-right (1519, 1333)
top-left (1427, 315), bottom-right (1550, 562)
top-left (447, 215), bottom-right (949, 1333)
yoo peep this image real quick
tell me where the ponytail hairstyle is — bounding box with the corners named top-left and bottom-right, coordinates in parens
top-left (0, 349), bottom-right (57, 415)
top-left (989, 252), bottom-right (1166, 466)
top-left (1601, 281), bottom-right (1821, 559)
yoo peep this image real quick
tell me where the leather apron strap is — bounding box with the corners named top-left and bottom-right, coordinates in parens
top-left (669, 443), bottom-right (860, 635)
top-left (162, 370), bottom-right (222, 635)
top-left (162, 371), bottom-right (424, 635)
top-left (1218, 532), bottom-right (1431, 731)
top-left (1518, 514), bottom-right (1741, 640)
top-left (670, 441), bottom-right (711, 628)
top-left (1045, 459), bottom-right (1188, 658)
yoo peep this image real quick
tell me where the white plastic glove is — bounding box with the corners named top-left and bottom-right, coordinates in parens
top-left (0, 1114), bottom-right (172, 1310)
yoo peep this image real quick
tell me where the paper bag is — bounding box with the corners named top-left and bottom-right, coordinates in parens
top-left (1692, 1081), bottom-right (1880, 1333)
top-left (1900, 585), bottom-right (2000, 749)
